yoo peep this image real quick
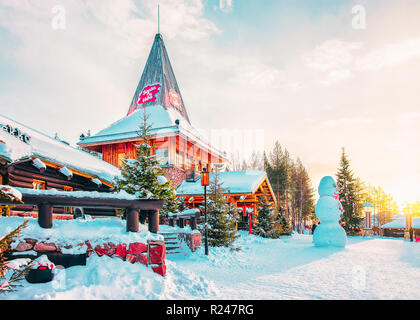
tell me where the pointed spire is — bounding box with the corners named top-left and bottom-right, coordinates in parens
top-left (127, 34), bottom-right (191, 124)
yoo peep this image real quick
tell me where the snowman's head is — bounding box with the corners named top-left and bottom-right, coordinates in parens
top-left (318, 176), bottom-right (338, 197)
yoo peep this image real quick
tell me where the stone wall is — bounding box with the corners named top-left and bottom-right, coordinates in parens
top-left (162, 166), bottom-right (187, 189)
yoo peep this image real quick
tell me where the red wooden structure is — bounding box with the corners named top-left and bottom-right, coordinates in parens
top-left (78, 34), bottom-right (227, 187)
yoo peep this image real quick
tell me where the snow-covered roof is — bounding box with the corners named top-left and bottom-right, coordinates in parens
top-left (363, 202), bottom-right (374, 207)
top-left (380, 217), bottom-right (420, 229)
top-left (176, 171), bottom-right (269, 195)
top-left (0, 114), bottom-right (121, 185)
top-left (77, 33), bottom-right (227, 161)
top-left (78, 105), bottom-right (180, 145)
top-left (11, 186), bottom-right (137, 201)
top-left (78, 105), bottom-right (227, 160)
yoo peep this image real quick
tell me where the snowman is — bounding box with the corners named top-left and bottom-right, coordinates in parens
top-left (313, 176), bottom-right (347, 247)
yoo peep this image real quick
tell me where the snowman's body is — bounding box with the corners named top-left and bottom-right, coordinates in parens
top-left (313, 176), bottom-right (347, 247)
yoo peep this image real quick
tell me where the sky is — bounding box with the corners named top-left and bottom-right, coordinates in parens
top-left (0, 0), bottom-right (419, 206)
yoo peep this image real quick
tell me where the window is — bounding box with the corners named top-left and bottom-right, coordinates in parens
top-left (176, 150), bottom-right (184, 168)
top-left (155, 148), bottom-right (169, 166)
top-left (118, 153), bottom-right (126, 168)
top-left (63, 186), bottom-right (73, 214)
top-left (33, 179), bottom-right (45, 190)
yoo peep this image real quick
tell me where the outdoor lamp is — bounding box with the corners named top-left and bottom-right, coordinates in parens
top-left (201, 168), bottom-right (209, 255)
top-left (201, 168), bottom-right (209, 186)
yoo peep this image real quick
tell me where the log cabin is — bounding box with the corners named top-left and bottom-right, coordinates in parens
top-left (0, 114), bottom-right (121, 218)
top-left (76, 32), bottom-right (278, 231)
top-left (78, 33), bottom-right (228, 188)
top-left (176, 171), bottom-right (277, 233)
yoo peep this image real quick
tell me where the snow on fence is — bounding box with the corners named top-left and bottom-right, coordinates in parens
top-left (1, 186), bottom-right (168, 276)
top-left (3, 217), bottom-right (167, 276)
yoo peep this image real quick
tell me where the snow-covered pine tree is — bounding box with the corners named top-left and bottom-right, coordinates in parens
top-left (254, 193), bottom-right (282, 238)
top-left (204, 170), bottom-right (239, 249)
top-left (276, 212), bottom-right (292, 235)
top-left (336, 147), bottom-right (363, 235)
top-left (0, 187), bottom-right (33, 293)
top-left (175, 197), bottom-right (189, 213)
top-left (0, 220), bottom-right (34, 293)
top-left (226, 198), bottom-right (241, 227)
top-left (116, 107), bottom-right (178, 219)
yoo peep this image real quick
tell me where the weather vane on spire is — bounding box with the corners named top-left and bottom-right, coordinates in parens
top-left (158, 4), bottom-right (160, 35)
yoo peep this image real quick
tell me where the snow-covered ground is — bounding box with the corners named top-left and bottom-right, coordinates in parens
top-left (3, 228), bottom-right (420, 300)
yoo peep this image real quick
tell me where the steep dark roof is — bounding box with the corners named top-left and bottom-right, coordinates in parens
top-left (127, 33), bottom-right (190, 123)
top-left (0, 114), bottom-right (121, 185)
top-left (78, 34), bottom-right (227, 160)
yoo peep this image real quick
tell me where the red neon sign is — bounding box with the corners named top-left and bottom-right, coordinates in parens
top-left (137, 84), bottom-right (161, 105)
top-left (169, 89), bottom-right (182, 110)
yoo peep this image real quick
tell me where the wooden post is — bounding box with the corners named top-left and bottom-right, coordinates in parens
top-left (139, 210), bottom-right (147, 224)
top-left (248, 208), bottom-right (252, 235)
top-left (38, 203), bottom-right (53, 229)
top-left (190, 217), bottom-right (197, 230)
top-left (148, 210), bottom-right (159, 233)
top-left (126, 208), bottom-right (139, 232)
top-left (177, 218), bottom-right (186, 228)
top-left (169, 218), bottom-right (175, 227)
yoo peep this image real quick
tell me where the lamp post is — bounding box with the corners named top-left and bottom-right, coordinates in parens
top-left (406, 204), bottom-right (414, 242)
top-left (201, 168), bottom-right (209, 255)
top-left (362, 202), bottom-right (374, 230)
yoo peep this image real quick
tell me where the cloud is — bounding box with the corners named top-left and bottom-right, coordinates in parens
top-left (322, 117), bottom-right (375, 128)
top-left (1, 0), bottom-right (419, 204)
top-left (302, 40), bottom-right (363, 73)
top-left (0, 0), bottom-right (219, 143)
top-left (302, 36), bottom-right (420, 85)
top-left (356, 37), bottom-right (420, 71)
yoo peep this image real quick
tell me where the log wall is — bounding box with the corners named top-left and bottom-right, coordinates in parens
top-left (1, 160), bottom-right (114, 215)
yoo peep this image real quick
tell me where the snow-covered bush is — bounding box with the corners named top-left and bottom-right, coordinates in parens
top-left (115, 109), bottom-right (178, 219)
top-left (200, 171), bottom-right (239, 249)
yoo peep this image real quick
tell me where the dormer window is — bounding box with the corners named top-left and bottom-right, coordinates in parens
top-left (33, 179), bottom-right (46, 190)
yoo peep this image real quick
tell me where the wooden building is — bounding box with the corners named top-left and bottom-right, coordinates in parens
top-left (0, 114), bottom-right (121, 217)
top-left (379, 215), bottom-right (420, 239)
top-left (176, 171), bottom-right (277, 233)
top-left (76, 32), bottom-right (278, 232)
top-left (78, 33), bottom-right (227, 188)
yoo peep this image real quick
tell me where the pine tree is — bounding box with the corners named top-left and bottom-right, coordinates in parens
top-left (204, 170), bottom-right (239, 248)
top-left (1, 186), bottom-right (33, 293)
top-left (276, 212), bottom-right (292, 235)
top-left (116, 107), bottom-right (178, 218)
top-left (291, 158), bottom-right (315, 232)
top-left (265, 142), bottom-right (294, 219)
top-left (175, 197), bottom-right (189, 213)
top-left (336, 147), bottom-right (363, 235)
top-left (1, 220), bottom-right (34, 294)
top-left (254, 194), bottom-right (282, 238)
top-left (248, 151), bottom-right (264, 171)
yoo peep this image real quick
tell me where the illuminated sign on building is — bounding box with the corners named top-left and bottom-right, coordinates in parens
top-left (137, 84), bottom-right (161, 105)
top-left (1, 124), bottom-right (31, 144)
top-left (169, 89), bottom-right (182, 111)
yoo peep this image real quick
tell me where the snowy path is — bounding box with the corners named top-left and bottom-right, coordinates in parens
top-left (169, 233), bottom-right (420, 300)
